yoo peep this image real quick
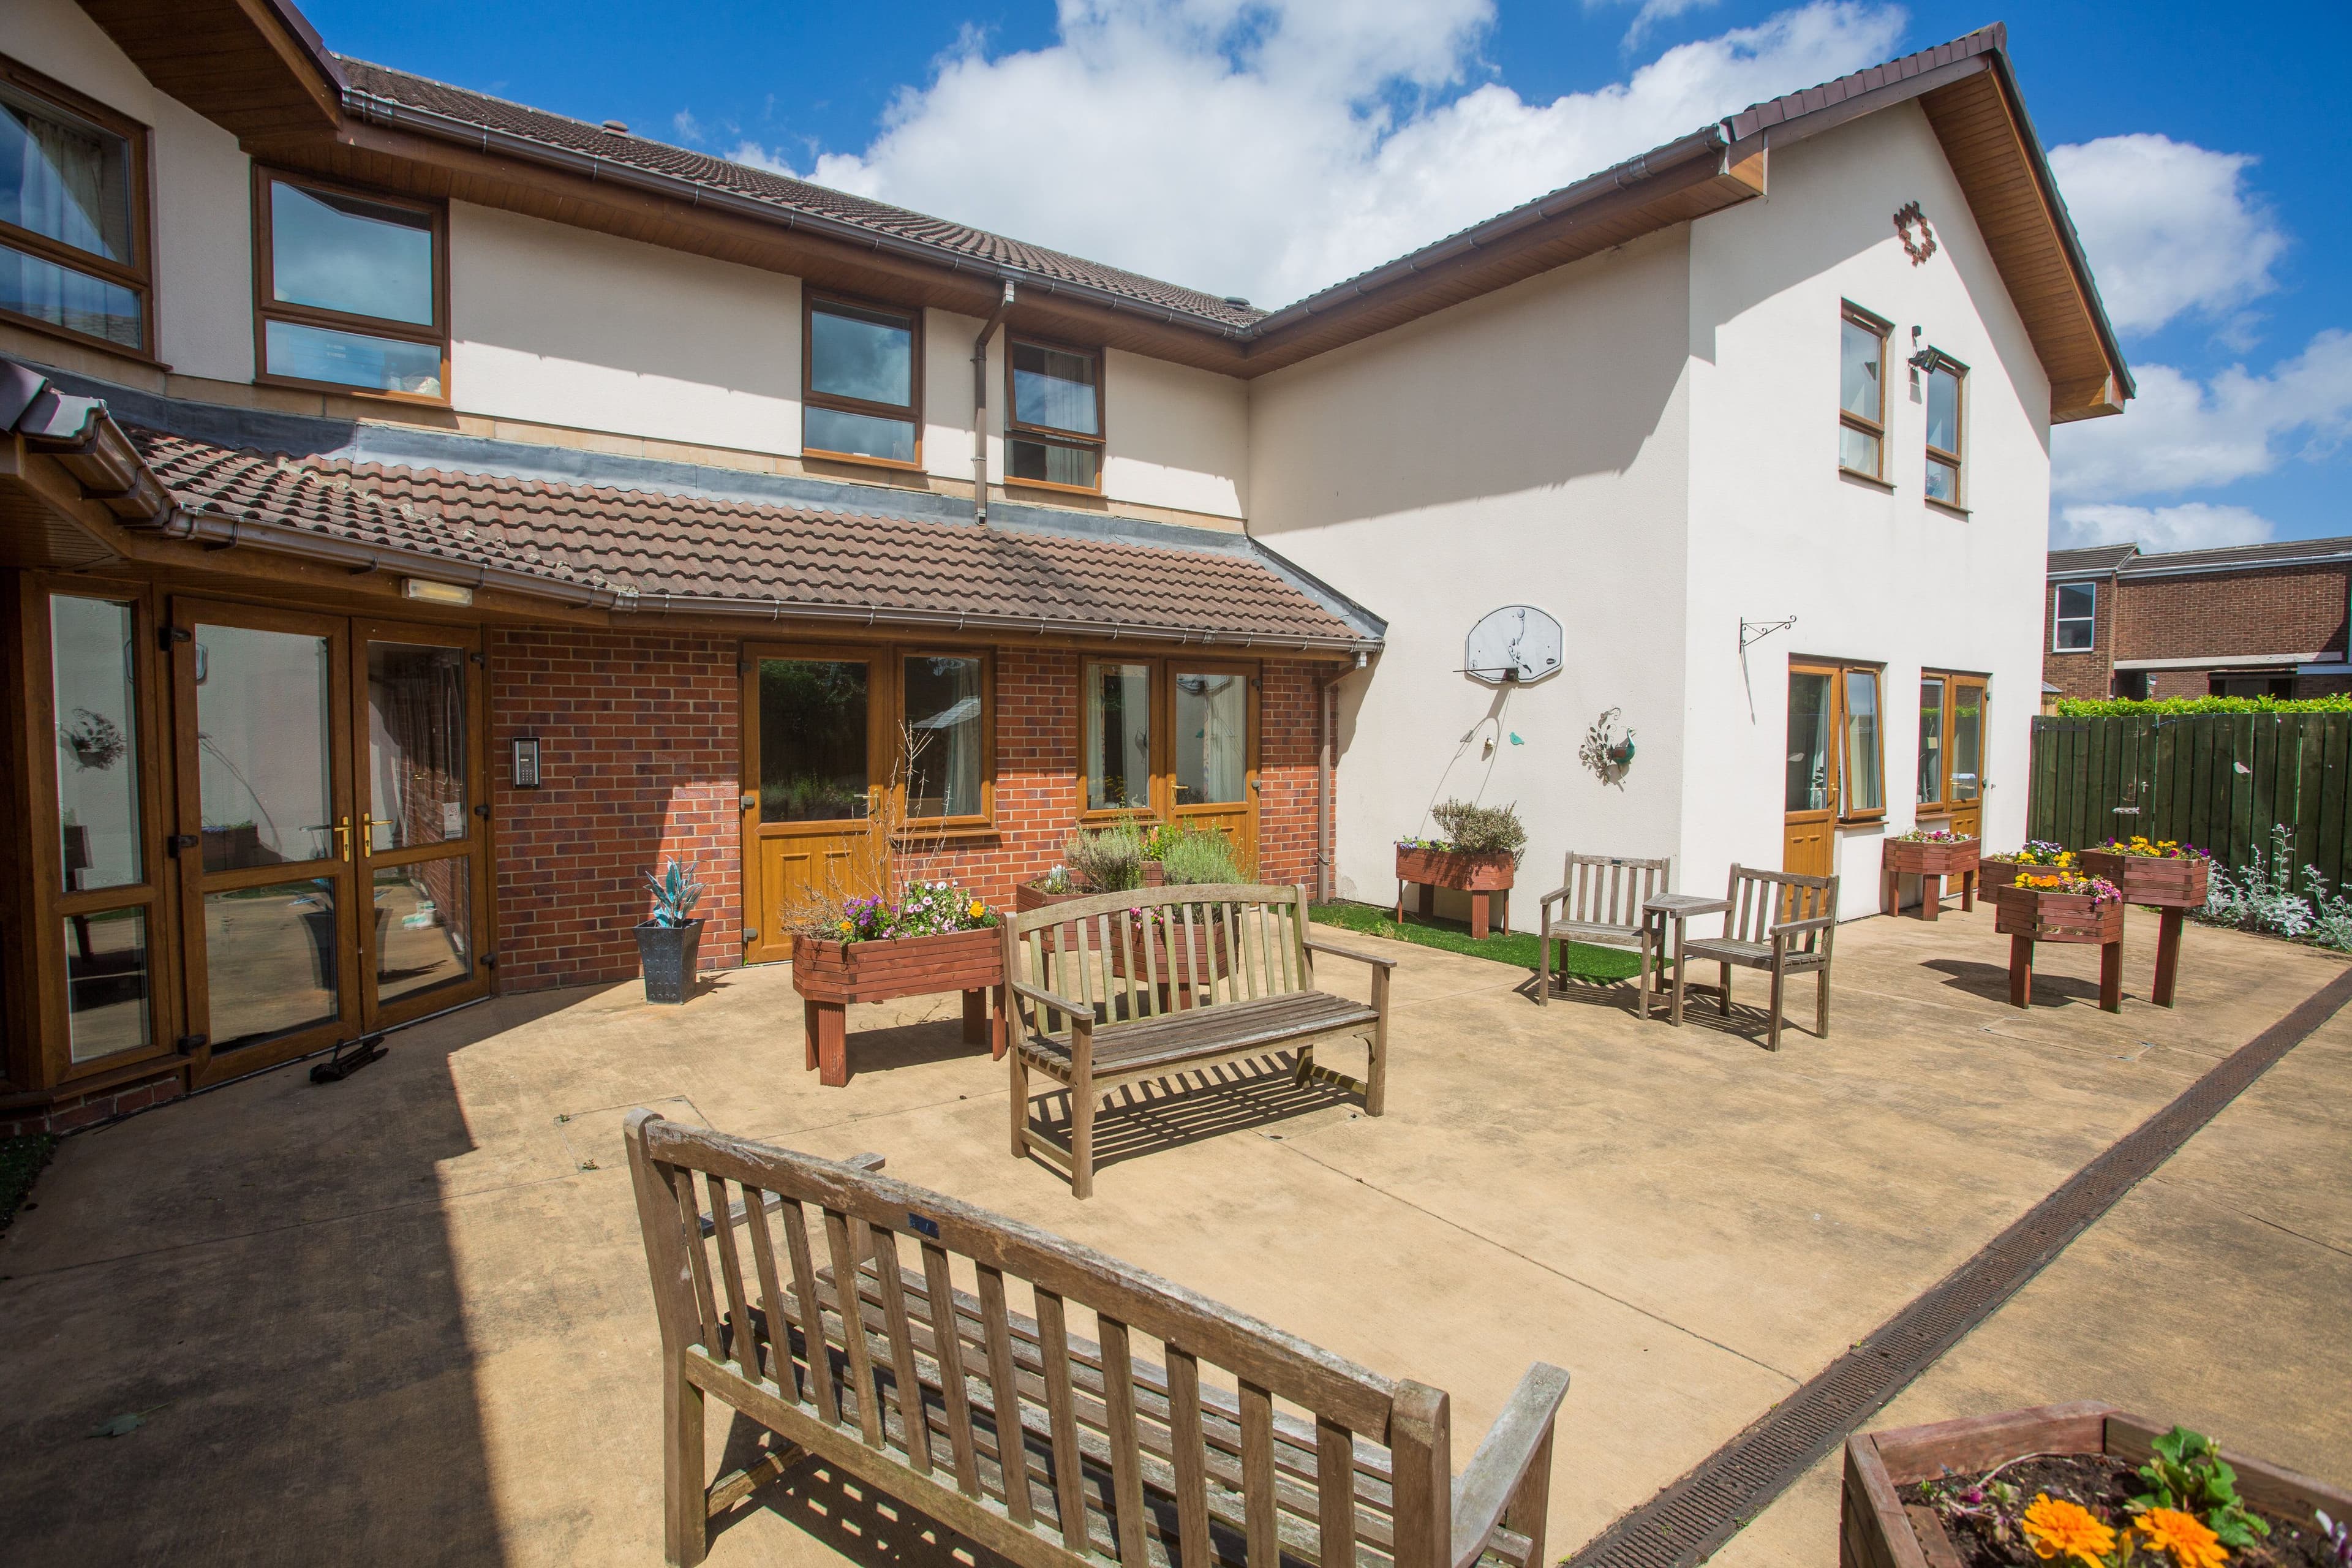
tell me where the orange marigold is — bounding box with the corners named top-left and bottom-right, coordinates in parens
top-left (2138, 1507), bottom-right (2228, 1568)
top-left (2024, 1494), bottom-right (2117, 1568)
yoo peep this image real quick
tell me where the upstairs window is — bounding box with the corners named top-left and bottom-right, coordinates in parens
top-left (0, 59), bottom-right (149, 355)
top-left (1008, 337), bottom-right (1104, 493)
top-left (805, 295), bottom-right (920, 467)
top-left (2052, 583), bottom-right (2095, 652)
top-left (256, 172), bottom-right (445, 401)
top-left (1924, 357), bottom-right (1965, 503)
top-left (1838, 303), bottom-right (1889, 480)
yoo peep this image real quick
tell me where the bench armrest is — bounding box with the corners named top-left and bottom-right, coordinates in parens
top-left (699, 1152), bottom-right (884, 1236)
top-left (1536, 884), bottom-right (1572, 909)
top-left (1302, 937), bottom-right (1400, 971)
top-left (1771, 914), bottom-right (1836, 939)
top-left (1009, 977), bottom-right (1095, 1020)
top-left (1450, 1363), bottom-right (1572, 1568)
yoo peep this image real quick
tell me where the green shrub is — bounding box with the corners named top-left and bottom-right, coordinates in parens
top-left (1430, 799), bottom-right (1528, 860)
top-left (2054, 694), bottom-right (2352, 717)
top-left (1064, 821), bottom-right (1149, 892)
top-left (1155, 827), bottom-right (1244, 886)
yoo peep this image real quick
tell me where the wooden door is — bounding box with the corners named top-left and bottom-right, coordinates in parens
top-left (1167, 662), bottom-right (1259, 870)
top-left (171, 600), bottom-right (360, 1084)
top-left (742, 645), bottom-right (887, 963)
top-left (1948, 678), bottom-right (1986, 839)
top-left (352, 619), bottom-right (491, 1028)
top-left (1784, 664), bottom-right (1836, 878)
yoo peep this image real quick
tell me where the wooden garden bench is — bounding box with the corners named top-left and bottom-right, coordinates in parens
top-left (1535, 852), bottom-right (1670, 1014)
top-left (627, 1111), bottom-right (1570, 1568)
top-left (1003, 884), bottom-right (1394, 1198)
top-left (1671, 865), bottom-right (1839, 1051)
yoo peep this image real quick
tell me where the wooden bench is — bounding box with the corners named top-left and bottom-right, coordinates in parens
top-left (1535, 853), bottom-right (1669, 1014)
top-left (1004, 883), bottom-right (1395, 1199)
top-left (627, 1111), bottom-right (1571, 1568)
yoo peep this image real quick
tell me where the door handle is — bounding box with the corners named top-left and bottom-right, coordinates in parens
top-left (359, 814), bottom-right (377, 855)
top-left (335, 816), bottom-right (352, 862)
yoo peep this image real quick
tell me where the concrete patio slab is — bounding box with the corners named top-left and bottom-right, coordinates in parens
top-left (1, 902), bottom-right (2343, 1567)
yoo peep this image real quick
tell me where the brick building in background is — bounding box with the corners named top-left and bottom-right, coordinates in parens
top-left (2045, 538), bottom-right (2352, 701)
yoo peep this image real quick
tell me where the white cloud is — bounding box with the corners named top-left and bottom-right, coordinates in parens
top-left (2052, 330), bottom-right (2352, 502)
top-left (731, 0), bottom-right (1904, 308)
top-left (2047, 134), bottom-right (2286, 338)
top-left (672, 108), bottom-right (706, 145)
top-left (2053, 502), bottom-right (2274, 554)
top-left (1588, 0), bottom-right (1725, 50)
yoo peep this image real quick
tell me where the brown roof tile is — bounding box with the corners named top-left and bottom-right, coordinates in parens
top-left (131, 428), bottom-right (1373, 647)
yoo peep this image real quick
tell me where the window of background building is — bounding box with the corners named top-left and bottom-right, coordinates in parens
top-left (2052, 583), bottom-right (2096, 651)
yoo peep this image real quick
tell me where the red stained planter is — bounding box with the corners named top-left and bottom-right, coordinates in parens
top-left (791, 927), bottom-right (1006, 1087)
top-left (1995, 884), bottom-right (2124, 1012)
top-left (1395, 845), bottom-right (1515, 940)
top-left (1879, 837), bottom-right (1978, 921)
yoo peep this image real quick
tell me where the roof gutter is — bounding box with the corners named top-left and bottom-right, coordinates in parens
top-left (341, 89), bottom-right (1256, 343)
top-left (609, 590), bottom-right (1376, 654)
top-left (2121, 552), bottom-right (2352, 579)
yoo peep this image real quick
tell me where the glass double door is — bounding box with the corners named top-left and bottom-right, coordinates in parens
top-left (171, 603), bottom-right (488, 1083)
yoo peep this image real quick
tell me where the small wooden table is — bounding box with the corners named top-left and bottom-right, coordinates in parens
top-left (1645, 893), bottom-right (1731, 1025)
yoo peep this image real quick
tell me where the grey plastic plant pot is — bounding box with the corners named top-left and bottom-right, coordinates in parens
top-left (635, 918), bottom-right (705, 1005)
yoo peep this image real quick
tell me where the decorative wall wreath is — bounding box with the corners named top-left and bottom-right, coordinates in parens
top-left (1894, 201), bottom-right (1937, 266)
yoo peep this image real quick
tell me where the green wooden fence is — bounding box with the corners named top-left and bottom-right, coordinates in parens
top-left (2026, 712), bottom-right (2352, 894)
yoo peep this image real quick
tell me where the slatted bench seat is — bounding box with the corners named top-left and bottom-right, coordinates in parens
top-left (1005, 884), bottom-right (1395, 1198)
top-left (630, 1112), bottom-right (1570, 1568)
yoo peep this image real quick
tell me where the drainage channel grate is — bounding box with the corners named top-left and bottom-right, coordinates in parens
top-left (1564, 965), bottom-right (2352, 1568)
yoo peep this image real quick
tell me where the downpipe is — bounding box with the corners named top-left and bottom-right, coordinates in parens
top-left (971, 281), bottom-right (1016, 524)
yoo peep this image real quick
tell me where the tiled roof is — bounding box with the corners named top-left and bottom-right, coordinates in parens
top-left (2120, 537), bottom-right (2352, 574)
top-left (1721, 25), bottom-right (2005, 141)
top-left (2048, 544), bottom-right (2139, 576)
top-left (337, 59), bottom-right (1264, 332)
top-left (130, 428), bottom-right (1371, 647)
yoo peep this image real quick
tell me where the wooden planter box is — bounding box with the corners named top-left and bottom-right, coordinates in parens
top-left (1395, 845), bottom-right (1516, 939)
top-left (1843, 1401), bottom-right (2351, 1568)
top-left (1880, 837), bottom-right (1978, 920)
top-left (1996, 885), bottom-right (2124, 1011)
top-left (791, 927), bottom-right (1006, 1087)
top-left (2078, 850), bottom-right (2210, 908)
top-left (1976, 859), bottom-right (2029, 899)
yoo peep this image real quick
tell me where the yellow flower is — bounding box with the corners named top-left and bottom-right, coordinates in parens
top-left (969, 899), bottom-right (986, 918)
top-left (838, 919), bottom-right (853, 933)
top-left (2138, 1508), bottom-right (2226, 1568)
top-left (2024, 1494), bottom-right (2117, 1568)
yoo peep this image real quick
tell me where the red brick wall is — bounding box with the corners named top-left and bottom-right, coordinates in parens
top-left (486, 633), bottom-right (1333, 992)
top-left (490, 628), bottom-right (742, 992)
top-left (2113, 565), bottom-right (2350, 662)
top-left (0, 1068), bottom-right (184, 1137)
top-left (2041, 574), bottom-right (2116, 701)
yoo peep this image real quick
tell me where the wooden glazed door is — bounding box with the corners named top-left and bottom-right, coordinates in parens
top-left (352, 620), bottom-right (491, 1028)
top-left (1784, 664), bottom-right (1836, 878)
top-left (170, 601), bottom-right (360, 1084)
top-left (1948, 679), bottom-right (1986, 840)
top-left (1167, 663), bottom-right (1259, 869)
top-left (742, 646), bottom-right (886, 963)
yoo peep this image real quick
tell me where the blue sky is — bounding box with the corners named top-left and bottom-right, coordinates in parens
top-left (307, 1), bottom-right (2352, 550)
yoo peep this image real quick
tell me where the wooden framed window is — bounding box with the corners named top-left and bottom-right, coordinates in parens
top-left (1082, 658), bottom-right (1153, 814)
top-left (1006, 336), bottom-right (1104, 495)
top-left (1923, 355), bottom-right (1966, 505)
top-left (1918, 669), bottom-right (1987, 837)
top-left (1838, 303), bottom-right (1890, 480)
top-left (254, 168), bottom-right (447, 402)
top-left (895, 648), bottom-right (993, 829)
top-left (0, 55), bottom-right (154, 360)
top-left (2052, 582), bottom-right (2095, 652)
top-left (1786, 657), bottom-right (1885, 826)
top-left (804, 293), bottom-right (922, 469)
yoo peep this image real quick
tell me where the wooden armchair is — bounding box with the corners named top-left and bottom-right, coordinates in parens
top-left (1673, 865), bottom-right (1839, 1050)
top-left (1536, 853), bottom-right (1670, 1014)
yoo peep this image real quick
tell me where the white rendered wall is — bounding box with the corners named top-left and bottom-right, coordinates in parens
top-left (1102, 349), bottom-right (1247, 520)
top-left (6, 0), bottom-right (257, 382)
top-left (450, 203), bottom-right (802, 454)
top-left (1250, 227), bottom-right (1695, 919)
top-left (1680, 102), bottom-right (2052, 919)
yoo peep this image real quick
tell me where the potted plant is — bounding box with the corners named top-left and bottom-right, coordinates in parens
top-left (1842, 1403), bottom-right (2350, 1568)
top-left (1996, 869), bottom-right (2125, 1011)
top-left (1109, 827), bottom-right (1242, 1000)
top-left (791, 879), bottom-right (1004, 1086)
top-left (1979, 839), bottom-right (2074, 900)
top-left (635, 858), bottom-right (707, 1004)
top-left (1395, 799), bottom-right (1526, 940)
top-left (1017, 821), bottom-right (1149, 916)
top-left (2078, 837), bottom-right (2214, 1008)
top-left (1880, 827), bottom-right (1980, 919)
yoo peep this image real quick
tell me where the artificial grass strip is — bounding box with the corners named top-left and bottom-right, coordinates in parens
top-left (1308, 900), bottom-right (1647, 981)
top-left (1, 1133), bottom-right (58, 1234)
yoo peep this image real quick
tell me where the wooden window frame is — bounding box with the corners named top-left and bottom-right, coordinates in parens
top-left (1167, 660), bottom-right (1259, 818)
top-left (1923, 353), bottom-right (1967, 509)
top-left (890, 644), bottom-right (996, 837)
top-left (252, 165), bottom-right (450, 407)
top-left (18, 577), bottom-right (180, 1088)
top-left (1077, 656), bottom-right (1160, 820)
top-left (1005, 333), bottom-right (1106, 497)
top-left (1917, 671), bottom-right (1949, 812)
top-left (1072, 656), bottom-right (1261, 824)
top-left (1792, 655), bottom-right (1888, 826)
top-left (2052, 582), bottom-right (2096, 653)
top-left (0, 53), bottom-right (158, 364)
top-left (1915, 668), bottom-right (1990, 816)
top-left (1839, 301), bottom-right (1891, 483)
top-left (802, 291), bottom-right (924, 473)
